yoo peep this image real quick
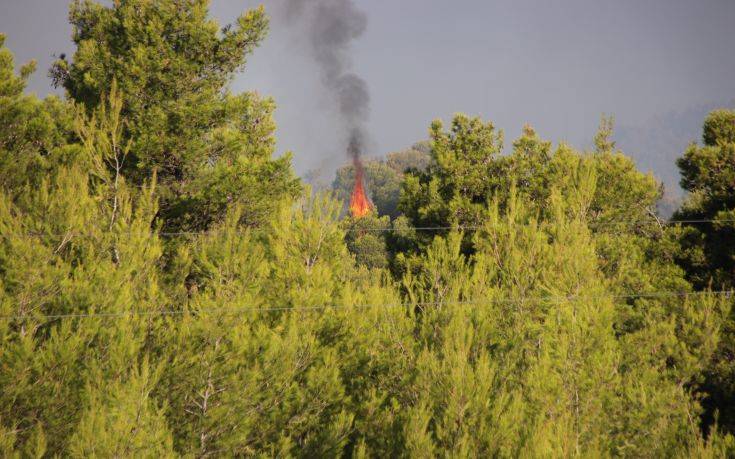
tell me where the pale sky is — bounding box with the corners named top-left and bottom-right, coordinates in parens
top-left (1, 0), bottom-right (734, 191)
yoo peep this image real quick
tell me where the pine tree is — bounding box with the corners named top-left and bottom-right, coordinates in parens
top-left (0, 34), bottom-right (75, 197)
top-left (51, 0), bottom-right (300, 231)
top-left (0, 83), bottom-right (166, 454)
top-left (672, 108), bottom-right (735, 435)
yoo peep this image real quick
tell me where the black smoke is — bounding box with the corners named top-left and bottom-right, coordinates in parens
top-left (278, 0), bottom-right (370, 161)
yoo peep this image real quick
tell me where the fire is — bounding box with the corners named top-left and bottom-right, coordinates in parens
top-left (349, 160), bottom-right (372, 218)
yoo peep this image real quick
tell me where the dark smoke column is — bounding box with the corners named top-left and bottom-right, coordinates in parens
top-left (278, 0), bottom-right (371, 171)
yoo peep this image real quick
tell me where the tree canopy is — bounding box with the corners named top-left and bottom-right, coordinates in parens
top-left (670, 108), bottom-right (735, 435)
top-left (51, 0), bottom-right (299, 231)
top-left (0, 2), bottom-right (734, 456)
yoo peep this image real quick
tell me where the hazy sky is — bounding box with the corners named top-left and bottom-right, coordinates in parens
top-left (1, 0), bottom-right (734, 189)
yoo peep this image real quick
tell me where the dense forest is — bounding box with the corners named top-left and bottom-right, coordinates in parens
top-left (1, 1), bottom-right (735, 457)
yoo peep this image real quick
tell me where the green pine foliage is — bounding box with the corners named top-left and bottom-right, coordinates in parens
top-left (0, 33), bottom-right (76, 197)
top-left (50, 0), bottom-right (300, 231)
top-left (342, 211), bottom-right (391, 270)
top-left (0, 1), bottom-right (734, 456)
top-left (670, 108), bottom-right (735, 435)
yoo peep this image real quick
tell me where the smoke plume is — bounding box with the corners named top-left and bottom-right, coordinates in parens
top-left (278, 0), bottom-right (371, 162)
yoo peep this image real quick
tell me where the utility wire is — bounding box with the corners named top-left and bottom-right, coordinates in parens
top-left (7, 218), bottom-right (735, 239)
top-left (1, 290), bottom-right (731, 321)
top-left (340, 219), bottom-right (735, 233)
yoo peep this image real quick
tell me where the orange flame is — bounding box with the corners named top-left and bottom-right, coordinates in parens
top-left (349, 160), bottom-right (372, 218)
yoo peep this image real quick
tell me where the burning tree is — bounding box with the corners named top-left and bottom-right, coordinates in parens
top-left (349, 159), bottom-right (373, 218)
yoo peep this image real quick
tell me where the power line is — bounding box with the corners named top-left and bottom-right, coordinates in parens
top-left (339, 219), bottom-right (735, 233)
top-left (6, 218), bottom-right (735, 239)
top-left (1, 290), bottom-right (730, 321)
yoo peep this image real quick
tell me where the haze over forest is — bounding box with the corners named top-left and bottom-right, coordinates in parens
top-left (2, 0), bottom-right (734, 193)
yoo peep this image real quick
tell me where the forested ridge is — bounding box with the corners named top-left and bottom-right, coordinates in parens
top-left (1, 1), bottom-right (735, 457)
